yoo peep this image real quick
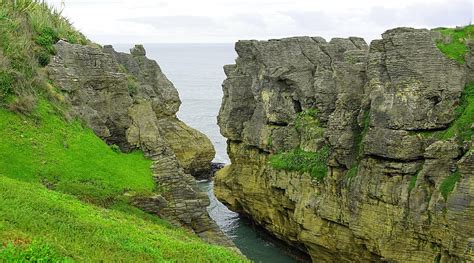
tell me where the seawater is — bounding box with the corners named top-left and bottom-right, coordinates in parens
top-left (114, 43), bottom-right (298, 262)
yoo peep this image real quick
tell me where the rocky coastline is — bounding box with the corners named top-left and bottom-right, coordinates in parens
top-left (215, 27), bottom-right (474, 262)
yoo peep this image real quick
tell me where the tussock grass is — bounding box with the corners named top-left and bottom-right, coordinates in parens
top-left (0, 0), bottom-right (87, 108)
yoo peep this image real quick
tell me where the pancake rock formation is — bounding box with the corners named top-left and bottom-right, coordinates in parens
top-left (215, 28), bottom-right (474, 262)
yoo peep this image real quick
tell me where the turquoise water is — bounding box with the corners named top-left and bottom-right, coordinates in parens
top-left (114, 43), bottom-right (299, 262)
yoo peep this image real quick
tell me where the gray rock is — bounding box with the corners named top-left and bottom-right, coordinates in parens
top-left (215, 27), bottom-right (473, 262)
top-left (47, 41), bottom-right (234, 249)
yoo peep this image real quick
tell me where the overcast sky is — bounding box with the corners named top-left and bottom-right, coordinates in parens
top-left (45, 0), bottom-right (473, 44)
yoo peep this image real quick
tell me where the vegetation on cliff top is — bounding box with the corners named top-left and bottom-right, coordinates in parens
top-left (434, 25), bottom-right (474, 63)
top-left (269, 146), bottom-right (329, 181)
top-left (0, 0), bottom-right (87, 109)
top-left (0, 177), bottom-right (245, 262)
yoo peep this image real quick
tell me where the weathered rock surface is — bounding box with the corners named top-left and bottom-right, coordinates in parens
top-left (47, 41), bottom-right (231, 247)
top-left (215, 28), bottom-right (473, 262)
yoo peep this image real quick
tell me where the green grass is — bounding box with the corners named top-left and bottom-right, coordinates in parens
top-left (0, 0), bottom-right (87, 105)
top-left (295, 108), bottom-right (318, 129)
top-left (439, 82), bottom-right (474, 141)
top-left (346, 165), bottom-right (358, 179)
top-left (0, 99), bottom-right (155, 206)
top-left (269, 146), bottom-right (329, 181)
top-left (0, 177), bottom-right (246, 262)
top-left (434, 25), bottom-right (474, 63)
top-left (295, 108), bottom-right (324, 139)
top-left (346, 111), bottom-right (370, 179)
top-left (408, 174), bottom-right (418, 193)
top-left (439, 171), bottom-right (462, 200)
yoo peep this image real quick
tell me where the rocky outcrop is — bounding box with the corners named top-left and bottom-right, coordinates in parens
top-left (215, 28), bottom-right (474, 262)
top-left (47, 41), bottom-right (231, 247)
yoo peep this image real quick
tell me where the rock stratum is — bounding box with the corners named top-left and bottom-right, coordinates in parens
top-left (215, 27), bottom-right (474, 262)
top-left (46, 42), bottom-right (232, 247)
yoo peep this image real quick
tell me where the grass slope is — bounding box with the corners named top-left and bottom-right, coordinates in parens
top-left (0, 177), bottom-right (245, 262)
top-left (435, 25), bottom-right (474, 63)
top-left (0, 99), bottom-right (155, 206)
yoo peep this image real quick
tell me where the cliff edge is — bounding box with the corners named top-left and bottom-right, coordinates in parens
top-left (215, 27), bottom-right (474, 262)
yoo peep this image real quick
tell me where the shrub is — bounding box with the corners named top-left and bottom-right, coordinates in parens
top-left (110, 144), bottom-right (121, 153)
top-left (269, 146), bottom-right (329, 181)
top-left (127, 77), bottom-right (138, 95)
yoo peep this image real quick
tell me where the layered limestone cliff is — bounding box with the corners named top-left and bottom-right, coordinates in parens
top-left (215, 28), bottom-right (474, 261)
top-left (46, 41), bottom-right (232, 247)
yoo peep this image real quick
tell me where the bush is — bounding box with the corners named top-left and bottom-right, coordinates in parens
top-left (127, 77), bottom-right (138, 95)
top-left (269, 146), bottom-right (329, 181)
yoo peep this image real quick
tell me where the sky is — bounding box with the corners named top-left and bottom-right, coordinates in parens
top-left (45, 0), bottom-right (473, 44)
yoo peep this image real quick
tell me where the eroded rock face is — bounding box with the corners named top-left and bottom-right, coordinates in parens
top-left (48, 41), bottom-right (215, 176)
top-left (47, 41), bottom-right (230, 247)
top-left (215, 28), bottom-right (473, 261)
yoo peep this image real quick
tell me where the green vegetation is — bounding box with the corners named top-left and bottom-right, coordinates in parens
top-left (295, 108), bottom-right (324, 139)
top-left (127, 76), bottom-right (138, 95)
top-left (0, 0), bottom-right (87, 106)
top-left (408, 174), bottom-right (418, 193)
top-left (346, 111), bottom-right (370, 179)
top-left (295, 108), bottom-right (318, 129)
top-left (346, 165), bottom-right (358, 179)
top-left (0, 99), bottom-right (155, 206)
top-left (439, 82), bottom-right (474, 141)
top-left (439, 170), bottom-right (462, 200)
top-left (434, 25), bottom-right (474, 63)
top-left (0, 177), bottom-right (246, 262)
top-left (269, 146), bottom-right (330, 181)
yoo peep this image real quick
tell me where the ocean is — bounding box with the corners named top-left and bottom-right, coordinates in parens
top-left (114, 43), bottom-right (298, 263)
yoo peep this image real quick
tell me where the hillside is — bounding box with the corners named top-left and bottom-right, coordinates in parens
top-left (0, 1), bottom-right (244, 261)
top-left (0, 176), bottom-right (243, 262)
